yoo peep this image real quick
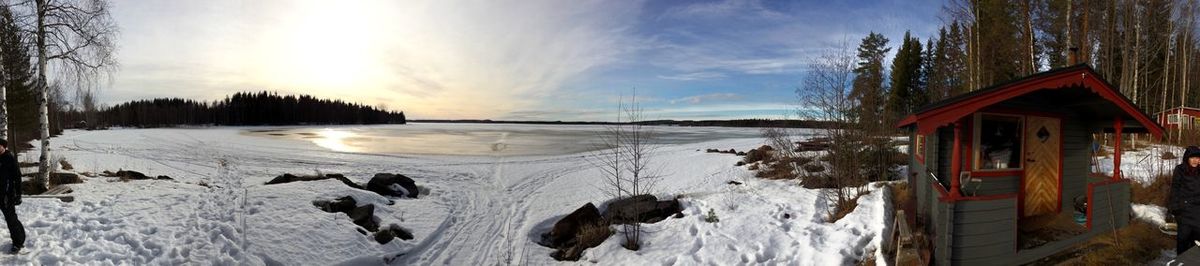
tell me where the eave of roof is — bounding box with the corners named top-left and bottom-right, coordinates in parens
top-left (896, 64), bottom-right (1164, 139)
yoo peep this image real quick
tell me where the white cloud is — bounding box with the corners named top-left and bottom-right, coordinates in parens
top-left (657, 72), bottom-right (727, 81)
top-left (669, 93), bottom-right (743, 105)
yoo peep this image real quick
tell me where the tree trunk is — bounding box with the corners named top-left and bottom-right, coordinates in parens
top-left (35, 0), bottom-right (49, 189)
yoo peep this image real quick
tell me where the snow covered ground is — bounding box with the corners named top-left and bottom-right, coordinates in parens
top-left (0, 124), bottom-right (891, 265)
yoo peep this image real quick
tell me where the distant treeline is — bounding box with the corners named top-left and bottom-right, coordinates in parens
top-left (84, 91), bottom-right (406, 128)
top-left (410, 119), bottom-right (835, 128)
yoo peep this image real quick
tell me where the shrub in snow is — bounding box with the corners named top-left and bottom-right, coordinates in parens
top-left (802, 164), bottom-right (826, 173)
top-left (704, 208), bottom-right (719, 223)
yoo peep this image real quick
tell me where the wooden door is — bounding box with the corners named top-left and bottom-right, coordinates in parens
top-left (1023, 116), bottom-right (1062, 217)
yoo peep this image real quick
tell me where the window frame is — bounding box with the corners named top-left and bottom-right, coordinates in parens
top-left (972, 113), bottom-right (1025, 171)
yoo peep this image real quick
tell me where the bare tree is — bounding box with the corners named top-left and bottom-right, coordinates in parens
top-left (589, 91), bottom-right (659, 251)
top-left (24, 0), bottom-right (118, 188)
top-left (795, 43), bottom-right (870, 221)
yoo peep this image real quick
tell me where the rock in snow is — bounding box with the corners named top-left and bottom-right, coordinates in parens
top-left (541, 202), bottom-right (610, 261)
top-left (366, 173), bottom-right (418, 198)
top-left (602, 195), bottom-right (684, 224)
top-left (541, 202), bottom-right (603, 249)
top-left (266, 173), bottom-right (363, 189)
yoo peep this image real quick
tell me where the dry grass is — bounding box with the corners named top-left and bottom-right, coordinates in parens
top-left (755, 160), bottom-right (796, 180)
top-left (59, 159), bottom-right (73, 171)
top-left (742, 145), bottom-right (774, 164)
top-left (1163, 151), bottom-right (1179, 160)
top-left (752, 156), bottom-right (818, 180)
top-left (857, 251), bottom-right (876, 266)
top-left (1167, 129), bottom-right (1200, 146)
top-left (1066, 221), bottom-right (1172, 265)
top-left (802, 164), bottom-right (826, 173)
top-left (889, 182), bottom-right (911, 213)
top-left (576, 223), bottom-right (613, 249)
top-left (827, 191), bottom-right (865, 222)
top-left (1132, 173), bottom-right (1172, 206)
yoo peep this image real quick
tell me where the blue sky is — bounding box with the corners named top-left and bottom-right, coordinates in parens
top-left (105, 0), bottom-right (944, 121)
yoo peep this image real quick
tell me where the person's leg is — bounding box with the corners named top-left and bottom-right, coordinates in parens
top-left (1180, 222), bottom-right (1195, 256)
top-left (1, 204), bottom-right (24, 248)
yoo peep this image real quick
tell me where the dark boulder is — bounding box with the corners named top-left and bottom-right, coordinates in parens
top-left (374, 224), bottom-right (414, 244)
top-left (266, 173), bottom-right (302, 185)
top-left (366, 173), bottom-right (419, 198)
top-left (49, 173), bottom-right (82, 186)
top-left (313, 196), bottom-right (358, 213)
top-left (120, 170), bottom-right (149, 180)
top-left (156, 175), bottom-right (173, 180)
top-left (550, 223), bottom-right (611, 261)
top-left (266, 173), bottom-right (363, 189)
top-left (602, 195), bottom-right (684, 224)
top-left (349, 204), bottom-right (379, 232)
top-left (325, 174), bottom-right (364, 189)
top-left (541, 202), bottom-right (603, 249)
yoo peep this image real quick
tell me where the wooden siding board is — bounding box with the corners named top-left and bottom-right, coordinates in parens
top-left (953, 220), bottom-right (1016, 235)
top-left (955, 199), bottom-right (1018, 210)
top-left (954, 209), bottom-right (1016, 223)
top-left (953, 232), bottom-right (1015, 248)
top-left (952, 257), bottom-right (1016, 266)
top-left (951, 244), bottom-right (1017, 260)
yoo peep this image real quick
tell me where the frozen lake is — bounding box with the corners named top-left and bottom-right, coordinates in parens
top-left (243, 123), bottom-right (774, 156)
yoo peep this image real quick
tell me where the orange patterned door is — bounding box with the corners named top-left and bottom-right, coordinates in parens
top-left (1023, 116), bottom-right (1061, 217)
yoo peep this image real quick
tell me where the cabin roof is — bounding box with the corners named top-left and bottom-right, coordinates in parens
top-left (1154, 107), bottom-right (1200, 115)
top-left (896, 64), bottom-right (1164, 138)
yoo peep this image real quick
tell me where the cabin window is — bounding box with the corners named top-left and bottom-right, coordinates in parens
top-left (914, 134), bottom-right (926, 163)
top-left (976, 114), bottom-right (1023, 170)
top-left (1168, 114), bottom-right (1181, 125)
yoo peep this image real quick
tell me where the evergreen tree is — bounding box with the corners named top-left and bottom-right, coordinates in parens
top-left (943, 22), bottom-right (969, 96)
top-left (850, 32), bottom-right (890, 127)
top-left (886, 31), bottom-right (925, 122)
top-left (0, 5), bottom-right (35, 151)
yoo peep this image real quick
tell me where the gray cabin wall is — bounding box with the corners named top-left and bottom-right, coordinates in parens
top-left (947, 197), bottom-right (1019, 265)
top-left (1087, 181), bottom-right (1131, 231)
top-left (935, 127), bottom-right (953, 189)
top-left (1061, 115), bottom-right (1091, 213)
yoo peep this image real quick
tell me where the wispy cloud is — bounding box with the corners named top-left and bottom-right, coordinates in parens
top-left (669, 93), bottom-right (743, 105)
top-left (104, 0), bottom-right (943, 120)
top-left (656, 72), bottom-right (727, 81)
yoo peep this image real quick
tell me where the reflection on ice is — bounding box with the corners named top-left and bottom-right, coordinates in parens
top-left (312, 129), bottom-right (360, 153)
top-left (248, 123), bottom-right (770, 156)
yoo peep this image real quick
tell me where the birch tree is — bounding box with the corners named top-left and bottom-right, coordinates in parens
top-left (27, 0), bottom-right (117, 189)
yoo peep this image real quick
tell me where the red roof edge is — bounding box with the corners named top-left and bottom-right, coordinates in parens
top-left (902, 66), bottom-right (1164, 139)
top-left (895, 115), bottom-right (917, 128)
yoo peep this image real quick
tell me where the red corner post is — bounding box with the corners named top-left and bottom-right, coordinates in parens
top-left (949, 121), bottom-right (963, 198)
top-left (1113, 117), bottom-right (1123, 180)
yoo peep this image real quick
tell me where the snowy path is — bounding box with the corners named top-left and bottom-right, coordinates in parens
top-left (12, 126), bottom-right (891, 265)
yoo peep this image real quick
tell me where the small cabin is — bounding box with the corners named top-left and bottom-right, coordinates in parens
top-left (1156, 106), bottom-right (1200, 130)
top-left (897, 65), bottom-right (1164, 265)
